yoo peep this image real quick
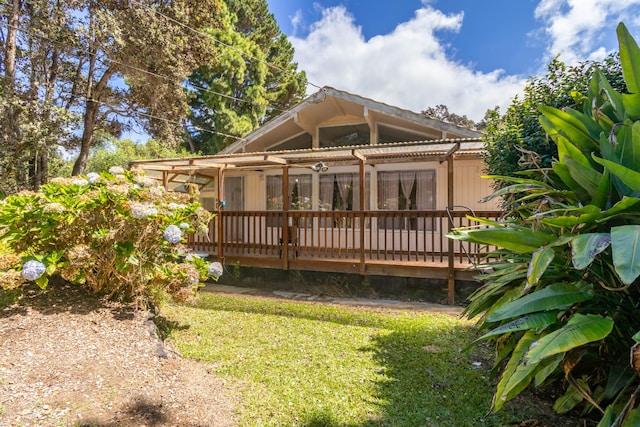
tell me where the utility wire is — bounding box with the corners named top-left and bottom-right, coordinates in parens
top-left (0, 19), bottom-right (289, 114)
top-left (85, 95), bottom-right (243, 141)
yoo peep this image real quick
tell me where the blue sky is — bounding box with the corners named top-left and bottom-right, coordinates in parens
top-left (266, 0), bottom-right (640, 121)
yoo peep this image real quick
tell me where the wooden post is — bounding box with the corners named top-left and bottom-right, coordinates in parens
top-left (162, 171), bottom-right (169, 191)
top-left (217, 167), bottom-right (224, 261)
top-left (282, 164), bottom-right (290, 270)
top-left (359, 159), bottom-right (366, 275)
top-left (447, 154), bottom-right (455, 305)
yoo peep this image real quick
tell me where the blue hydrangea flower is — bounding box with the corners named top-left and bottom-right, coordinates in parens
top-left (86, 172), bottom-right (100, 184)
top-left (22, 260), bottom-right (46, 281)
top-left (108, 166), bottom-right (125, 175)
top-left (130, 202), bottom-right (156, 219)
top-left (207, 262), bottom-right (223, 279)
top-left (179, 222), bottom-right (190, 229)
top-left (71, 178), bottom-right (89, 186)
top-left (163, 225), bottom-right (183, 244)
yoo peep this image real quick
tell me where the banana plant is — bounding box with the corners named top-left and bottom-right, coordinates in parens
top-left (451, 22), bottom-right (640, 425)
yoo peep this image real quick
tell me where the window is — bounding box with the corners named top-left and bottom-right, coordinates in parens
top-left (318, 173), bottom-right (369, 228)
top-left (377, 170), bottom-right (436, 230)
top-left (319, 173), bottom-right (370, 211)
top-left (319, 124), bottom-right (370, 148)
top-left (266, 175), bottom-right (312, 210)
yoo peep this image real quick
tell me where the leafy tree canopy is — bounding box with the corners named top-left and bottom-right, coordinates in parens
top-left (186, 0), bottom-right (307, 154)
top-left (482, 55), bottom-right (624, 187)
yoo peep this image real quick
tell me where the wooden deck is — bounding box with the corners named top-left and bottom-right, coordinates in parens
top-left (189, 209), bottom-right (500, 303)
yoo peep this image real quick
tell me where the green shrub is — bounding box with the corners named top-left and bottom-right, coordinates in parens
top-left (450, 23), bottom-right (640, 426)
top-left (0, 166), bottom-right (221, 307)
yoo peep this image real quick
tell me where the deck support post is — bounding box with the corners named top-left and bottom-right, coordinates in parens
top-left (359, 159), bottom-right (366, 275)
top-left (282, 164), bottom-right (290, 270)
top-left (447, 154), bottom-right (455, 305)
top-left (217, 168), bottom-right (224, 261)
top-left (162, 171), bottom-right (169, 191)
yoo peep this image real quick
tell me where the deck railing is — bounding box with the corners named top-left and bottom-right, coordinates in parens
top-left (189, 209), bottom-right (502, 265)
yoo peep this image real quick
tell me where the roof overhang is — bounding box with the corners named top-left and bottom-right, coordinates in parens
top-left (130, 138), bottom-right (485, 189)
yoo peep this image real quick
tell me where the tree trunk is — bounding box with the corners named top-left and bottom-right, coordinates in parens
top-left (73, 99), bottom-right (99, 175)
top-left (72, 66), bottom-right (116, 176)
top-left (4, 0), bottom-right (21, 140)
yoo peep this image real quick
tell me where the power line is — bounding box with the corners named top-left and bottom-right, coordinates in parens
top-left (127, 0), bottom-right (322, 90)
top-left (0, 20), bottom-right (289, 115)
top-left (84, 96), bottom-right (243, 142)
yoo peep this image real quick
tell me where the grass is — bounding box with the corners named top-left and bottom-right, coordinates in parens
top-left (160, 293), bottom-right (545, 427)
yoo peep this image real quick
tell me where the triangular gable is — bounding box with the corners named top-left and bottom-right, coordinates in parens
top-left (220, 86), bottom-right (480, 155)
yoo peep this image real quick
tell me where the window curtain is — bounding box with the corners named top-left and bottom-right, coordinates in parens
top-left (266, 175), bottom-right (282, 210)
top-left (336, 174), bottom-right (352, 209)
top-left (289, 175), bottom-right (312, 210)
top-left (399, 171), bottom-right (416, 209)
top-left (319, 174), bottom-right (334, 211)
top-left (377, 171), bottom-right (399, 209)
top-left (415, 170), bottom-right (435, 210)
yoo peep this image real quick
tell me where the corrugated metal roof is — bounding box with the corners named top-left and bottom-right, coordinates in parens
top-left (130, 138), bottom-right (485, 172)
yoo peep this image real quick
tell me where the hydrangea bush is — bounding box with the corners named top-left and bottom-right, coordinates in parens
top-left (0, 167), bottom-right (222, 307)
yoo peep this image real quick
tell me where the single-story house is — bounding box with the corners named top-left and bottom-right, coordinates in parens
top-left (131, 87), bottom-right (501, 304)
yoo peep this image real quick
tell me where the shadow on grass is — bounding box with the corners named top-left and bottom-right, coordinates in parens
top-left (191, 293), bottom-right (580, 427)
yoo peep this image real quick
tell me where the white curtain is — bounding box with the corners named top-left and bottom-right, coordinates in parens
top-left (377, 171), bottom-right (399, 209)
top-left (415, 170), bottom-right (435, 210)
top-left (399, 171), bottom-right (416, 209)
top-left (266, 175), bottom-right (282, 210)
top-left (336, 174), bottom-right (352, 209)
top-left (319, 174), bottom-right (334, 211)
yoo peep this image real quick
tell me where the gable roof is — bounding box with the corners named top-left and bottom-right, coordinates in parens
top-left (220, 86), bottom-right (481, 154)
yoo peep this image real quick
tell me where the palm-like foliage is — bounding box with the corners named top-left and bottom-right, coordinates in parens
top-left (450, 23), bottom-right (640, 426)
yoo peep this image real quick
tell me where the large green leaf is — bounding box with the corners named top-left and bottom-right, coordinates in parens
top-left (563, 155), bottom-right (602, 196)
top-left (492, 331), bottom-right (539, 412)
top-left (554, 382), bottom-right (586, 415)
top-left (593, 154), bottom-right (640, 192)
top-left (611, 225), bottom-right (640, 285)
top-left (572, 233), bottom-right (611, 270)
top-left (487, 281), bottom-right (593, 323)
top-left (534, 354), bottom-right (563, 387)
top-left (553, 162), bottom-right (591, 203)
top-left (472, 311), bottom-right (560, 345)
top-left (450, 227), bottom-right (556, 254)
top-left (618, 22), bottom-right (640, 95)
top-left (622, 92), bottom-right (640, 120)
top-left (526, 314), bottom-right (614, 364)
top-left (480, 183), bottom-right (554, 203)
top-left (527, 246), bottom-right (555, 287)
top-left (596, 70), bottom-right (625, 121)
top-left (625, 121), bottom-right (640, 171)
top-left (623, 406), bottom-right (640, 427)
top-left (539, 106), bottom-right (599, 151)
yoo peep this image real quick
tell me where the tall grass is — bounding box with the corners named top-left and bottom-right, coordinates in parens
top-left (161, 293), bottom-right (548, 426)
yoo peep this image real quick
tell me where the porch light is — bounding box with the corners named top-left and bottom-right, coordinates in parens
top-left (311, 161), bottom-right (328, 172)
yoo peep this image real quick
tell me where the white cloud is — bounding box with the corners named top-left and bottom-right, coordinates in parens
top-left (535, 0), bottom-right (640, 64)
top-left (289, 5), bottom-right (524, 122)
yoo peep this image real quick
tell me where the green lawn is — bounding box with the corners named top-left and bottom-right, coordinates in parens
top-left (160, 292), bottom-right (543, 427)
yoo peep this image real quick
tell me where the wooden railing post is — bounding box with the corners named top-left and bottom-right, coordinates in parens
top-left (447, 155), bottom-right (455, 305)
top-left (217, 168), bottom-right (224, 261)
top-left (359, 159), bottom-right (366, 275)
top-left (282, 164), bottom-right (290, 270)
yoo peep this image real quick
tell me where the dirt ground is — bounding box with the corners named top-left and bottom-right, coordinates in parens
top-left (0, 283), bottom-right (239, 427)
